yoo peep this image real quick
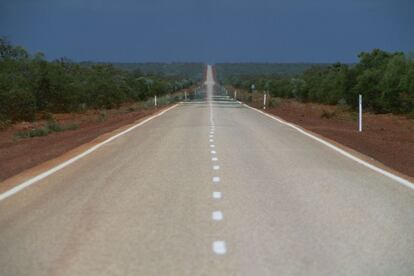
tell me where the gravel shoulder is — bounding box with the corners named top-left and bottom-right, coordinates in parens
top-left (252, 99), bottom-right (414, 178)
top-left (0, 104), bottom-right (169, 182)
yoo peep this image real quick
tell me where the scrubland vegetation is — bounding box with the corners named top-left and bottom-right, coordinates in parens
top-left (217, 50), bottom-right (414, 115)
top-left (0, 37), bottom-right (199, 123)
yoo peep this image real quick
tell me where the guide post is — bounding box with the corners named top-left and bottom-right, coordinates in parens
top-left (358, 94), bottom-right (362, 132)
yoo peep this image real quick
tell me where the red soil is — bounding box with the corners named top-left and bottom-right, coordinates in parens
top-left (0, 104), bottom-right (164, 181)
top-left (259, 99), bottom-right (414, 178)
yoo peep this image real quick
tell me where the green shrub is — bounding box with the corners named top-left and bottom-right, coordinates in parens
top-left (46, 120), bottom-right (63, 132)
top-left (0, 119), bottom-right (11, 130)
top-left (320, 110), bottom-right (337, 119)
top-left (97, 111), bottom-right (108, 122)
top-left (64, 123), bottom-right (79, 130)
top-left (15, 127), bottom-right (50, 138)
top-left (269, 98), bottom-right (282, 108)
top-left (14, 121), bottom-right (79, 138)
top-left (1, 38), bottom-right (196, 122)
top-left (219, 49), bottom-right (414, 115)
top-left (0, 88), bottom-right (36, 121)
top-left (47, 120), bottom-right (79, 132)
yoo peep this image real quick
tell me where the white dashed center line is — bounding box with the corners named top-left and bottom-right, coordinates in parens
top-left (213, 241), bottom-right (227, 255)
top-left (213, 191), bottom-right (222, 199)
top-left (206, 65), bottom-right (228, 257)
top-left (212, 211), bottom-right (223, 221)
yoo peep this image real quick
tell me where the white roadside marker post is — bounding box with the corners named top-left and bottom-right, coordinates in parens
top-left (263, 92), bottom-right (267, 110)
top-left (358, 94), bottom-right (362, 132)
top-left (155, 95), bottom-right (157, 107)
top-left (234, 90), bottom-right (237, 100)
top-left (184, 91), bottom-right (187, 101)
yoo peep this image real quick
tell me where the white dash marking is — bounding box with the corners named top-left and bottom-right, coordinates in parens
top-left (213, 165), bottom-right (220, 170)
top-left (213, 191), bottom-right (222, 199)
top-left (212, 157), bottom-right (218, 161)
top-left (209, 135), bottom-right (214, 138)
top-left (211, 150), bottom-right (217, 154)
top-left (213, 241), bottom-right (227, 255)
top-left (210, 145), bottom-right (215, 148)
top-left (209, 139), bottom-right (214, 142)
top-left (212, 211), bottom-right (223, 221)
top-left (213, 176), bottom-right (220, 183)
top-left (210, 131), bottom-right (214, 134)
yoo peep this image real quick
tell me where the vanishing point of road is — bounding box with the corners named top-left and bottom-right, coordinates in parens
top-left (0, 65), bottom-right (413, 275)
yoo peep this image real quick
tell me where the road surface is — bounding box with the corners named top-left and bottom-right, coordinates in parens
top-left (0, 65), bottom-right (414, 275)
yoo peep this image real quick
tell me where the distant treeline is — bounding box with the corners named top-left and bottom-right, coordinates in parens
top-left (0, 38), bottom-right (199, 122)
top-left (109, 63), bottom-right (204, 81)
top-left (215, 63), bottom-right (326, 81)
top-left (218, 50), bottom-right (414, 115)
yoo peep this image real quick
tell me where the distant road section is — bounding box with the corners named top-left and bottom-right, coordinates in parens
top-left (0, 65), bottom-right (413, 275)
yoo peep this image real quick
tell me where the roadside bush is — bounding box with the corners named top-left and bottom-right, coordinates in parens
top-left (0, 88), bottom-right (36, 121)
top-left (15, 127), bottom-right (50, 138)
top-left (221, 49), bottom-right (414, 115)
top-left (64, 123), bottom-right (79, 130)
top-left (0, 38), bottom-right (195, 123)
top-left (268, 97), bottom-right (282, 108)
top-left (46, 120), bottom-right (63, 132)
top-left (320, 110), bottom-right (337, 119)
top-left (97, 111), bottom-right (108, 122)
top-left (0, 119), bottom-right (11, 130)
top-left (15, 121), bottom-right (79, 139)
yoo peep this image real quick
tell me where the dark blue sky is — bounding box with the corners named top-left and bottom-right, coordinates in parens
top-left (1, 0), bottom-right (413, 63)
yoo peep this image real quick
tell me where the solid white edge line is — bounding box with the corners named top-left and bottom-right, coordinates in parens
top-left (242, 103), bottom-right (414, 190)
top-left (0, 104), bottom-right (180, 202)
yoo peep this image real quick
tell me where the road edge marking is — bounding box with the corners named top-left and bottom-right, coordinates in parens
top-left (0, 104), bottom-right (180, 202)
top-left (242, 103), bottom-right (414, 190)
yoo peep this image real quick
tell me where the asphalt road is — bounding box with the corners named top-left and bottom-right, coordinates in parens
top-left (0, 66), bottom-right (413, 275)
